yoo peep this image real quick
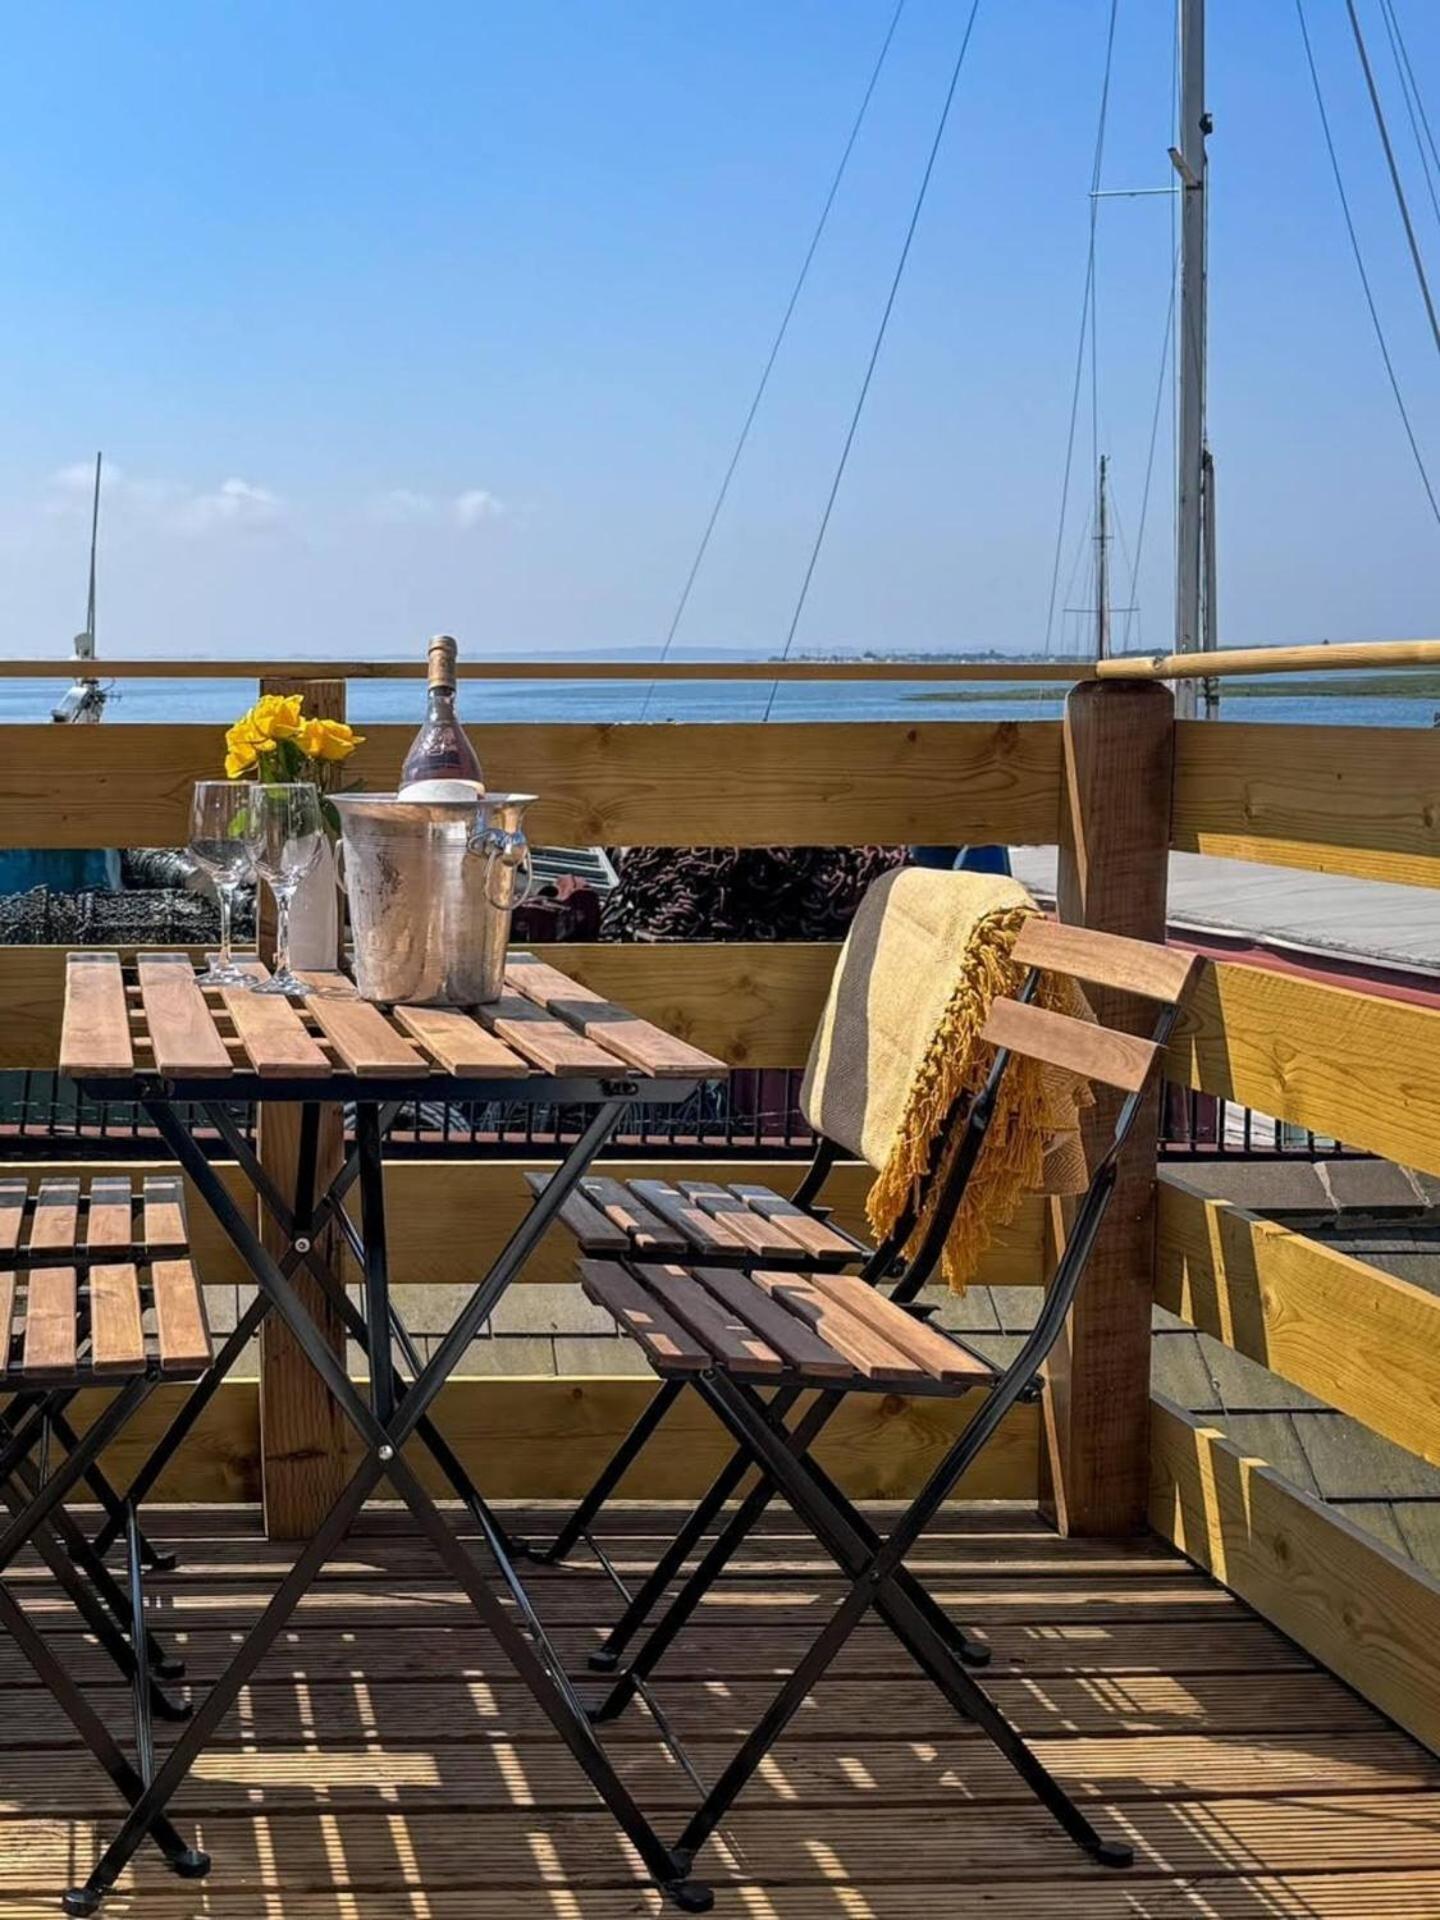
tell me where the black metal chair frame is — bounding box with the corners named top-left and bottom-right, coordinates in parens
top-left (538, 978), bottom-right (1048, 1687)
top-left (571, 975), bottom-right (1189, 1889)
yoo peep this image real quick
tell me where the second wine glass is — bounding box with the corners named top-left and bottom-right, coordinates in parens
top-left (245, 783), bottom-right (326, 997)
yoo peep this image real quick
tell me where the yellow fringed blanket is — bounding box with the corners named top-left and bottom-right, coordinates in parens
top-left (799, 868), bottom-right (1091, 1291)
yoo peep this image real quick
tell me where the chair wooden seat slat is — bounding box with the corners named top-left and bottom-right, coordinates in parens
top-left (577, 1261), bottom-right (711, 1372)
top-left (804, 1271), bottom-right (991, 1384)
top-left (85, 1177), bottom-right (146, 1376)
top-left (523, 1172), bottom-right (630, 1254)
top-left (625, 1181), bottom-right (754, 1258)
top-left (722, 1183), bottom-right (862, 1261)
top-left (142, 1178), bottom-right (211, 1376)
top-left (22, 1179), bottom-right (81, 1380)
top-left (677, 1182), bottom-right (803, 1260)
top-left (633, 1265), bottom-right (786, 1376)
top-left (746, 1270), bottom-right (932, 1387)
top-left (0, 1176), bottom-right (214, 1387)
top-left (688, 1266), bottom-right (856, 1379)
top-left (579, 1178), bottom-right (688, 1257)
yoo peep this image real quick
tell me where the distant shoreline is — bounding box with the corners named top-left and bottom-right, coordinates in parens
top-left (913, 673), bottom-right (1440, 704)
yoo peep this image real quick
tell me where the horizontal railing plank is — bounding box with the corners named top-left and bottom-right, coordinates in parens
top-left (0, 1157), bottom-right (1046, 1292)
top-left (1167, 957), bottom-right (1440, 1179)
top-left (72, 1376), bottom-right (1035, 1503)
top-left (1157, 1175), bottom-right (1440, 1467)
top-left (1150, 1395), bottom-right (1440, 1755)
top-left (0, 721), bottom-right (1062, 849)
top-left (1171, 720), bottom-right (1440, 888)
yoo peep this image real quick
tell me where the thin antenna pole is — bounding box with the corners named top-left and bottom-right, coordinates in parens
top-left (82, 451), bottom-right (101, 659)
top-left (1173, 0), bottom-right (1209, 719)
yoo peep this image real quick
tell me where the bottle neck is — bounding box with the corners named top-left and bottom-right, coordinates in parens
top-left (426, 682), bottom-right (458, 724)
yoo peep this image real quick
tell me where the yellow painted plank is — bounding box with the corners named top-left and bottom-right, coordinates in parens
top-left (1158, 1175), bottom-right (1440, 1466)
top-left (1150, 1394), bottom-right (1440, 1755)
top-left (1171, 719), bottom-right (1440, 888)
top-left (1167, 957), bottom-right (1440, 1178)
top-left (0, 720), bottom-right (1062, 849)
top-left (70, 1375), bottom-right (1035, 1504)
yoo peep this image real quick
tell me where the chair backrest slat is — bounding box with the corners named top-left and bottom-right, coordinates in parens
top-left (981, 996), bottom-right (1158, 1095)
top-left (1010, 919), bottom-right (1197, 1005)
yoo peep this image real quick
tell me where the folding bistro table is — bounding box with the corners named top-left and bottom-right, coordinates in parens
top-left (53, 947), bottom-right (729, 1915)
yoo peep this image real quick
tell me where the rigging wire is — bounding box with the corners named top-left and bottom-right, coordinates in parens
top-left (644, 0), bottom-right (908, 716)
top-left (1121, 254), bottom-right (1178, 654)
top-left (1345, 0), bottom-right (1440, 358)
top-left (1041, 0), bottom-right (1121, 659)
top-left (761, 0), bottom-right (983, 720)
top-left (1377, 0), bottom-right (1440, 241)
top-left (1295, 0), bottom-right (1440, 529)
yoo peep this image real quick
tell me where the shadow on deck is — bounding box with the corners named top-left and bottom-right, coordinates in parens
top-left (2, 1501), bottom-right (1438, 1916)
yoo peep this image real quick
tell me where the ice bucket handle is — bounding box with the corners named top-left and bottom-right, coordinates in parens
top-left (470, 820), bottom-right (535, 912)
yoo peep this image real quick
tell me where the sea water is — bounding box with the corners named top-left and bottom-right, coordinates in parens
top-left (0, 676), bottom-right (1432, 729)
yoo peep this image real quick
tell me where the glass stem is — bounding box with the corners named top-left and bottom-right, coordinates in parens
top-left (216, 883), bottom-right (235, 973)
top-left (274, 887), bottom-right (294, 982)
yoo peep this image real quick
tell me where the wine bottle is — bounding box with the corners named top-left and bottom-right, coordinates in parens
top-left (398, 634), bottom-right (485, 797)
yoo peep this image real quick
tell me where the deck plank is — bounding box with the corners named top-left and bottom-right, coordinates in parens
top-left (3, 1501), bottom-right (1437, 1917)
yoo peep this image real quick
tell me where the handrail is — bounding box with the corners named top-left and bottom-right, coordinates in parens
top-left (1096, 638), bottom-right (1440, 680)
top-left (1, 636), bottom-right (1438, 680)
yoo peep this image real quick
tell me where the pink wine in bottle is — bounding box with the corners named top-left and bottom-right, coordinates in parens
top-left (398, 634), bottom-right (485, 796)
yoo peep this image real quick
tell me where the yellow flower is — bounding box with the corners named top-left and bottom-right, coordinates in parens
top-left (223, 715), bottom-right (266, 779)
top-left (298, 716), bottom-right (364, 762)
top-left (250, 692), bottom-right (305, 742)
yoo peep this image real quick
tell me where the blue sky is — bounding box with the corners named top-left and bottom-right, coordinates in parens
top-left (0, 0), bottom-right (1437, 660)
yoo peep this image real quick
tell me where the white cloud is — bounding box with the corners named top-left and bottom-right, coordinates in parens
top-left (453, 488), bottom-right (503, 528)
top-left (45, 463), bottom-right (284, 536)
top-left (178, 477), bottom-right (283, 532)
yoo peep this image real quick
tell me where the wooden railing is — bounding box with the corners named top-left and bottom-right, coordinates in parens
top-left (4, 649), bottom-right (1440, 1735)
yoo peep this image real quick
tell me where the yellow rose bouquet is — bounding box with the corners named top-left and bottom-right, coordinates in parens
top-left (223, 693), bottom-right (364, 832)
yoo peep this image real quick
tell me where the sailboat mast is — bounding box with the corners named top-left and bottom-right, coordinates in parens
top-left (1096, 453), bottom-right (1111, 661)
top-left (82, 450), bottom-right (101, 662)
top-left (1173, 0), bottom-right (1211, 719)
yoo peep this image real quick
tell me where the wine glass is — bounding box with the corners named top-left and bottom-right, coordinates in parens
top-left (189, 781), bottom-right (259, 987)
top-left (245, 783), bottom-right (325, 997)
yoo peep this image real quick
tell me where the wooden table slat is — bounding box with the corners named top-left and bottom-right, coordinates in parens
top-left (0, 1178), bottom-right (24, 1384)
top-left (294, 974), bottom-right (427, 1077)
top-left (475, 992), bottom-right (631, 1077)
top-left (59, 952), bottom-right (133, 1077)
top-left (393, 1006), bottom-right (530, 1077)
top-left (505, 954), bottom-right (725, 1077)
top-left (221, 968), bottom-right (333, 1078)
top-left (137, 953), bottom-right (234, 1077)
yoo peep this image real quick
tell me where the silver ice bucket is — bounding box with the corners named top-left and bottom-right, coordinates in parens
top-left (332, 792), bottom-right (536, 1006)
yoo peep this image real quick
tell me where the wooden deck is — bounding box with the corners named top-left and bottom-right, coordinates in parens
top-left (3, 1501), bottom-right (1440, 1916)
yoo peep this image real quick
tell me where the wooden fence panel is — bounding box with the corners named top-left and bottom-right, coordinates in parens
top-left (1171, 720), bottom-right (1440, 888)
top-left (1166, 958), bottom-right (1440, 1179)
top-left (1151, 1396), bottom-right (1440, 1755)
top-left (0, 720), bottom-right (1063, 850)
top-left (71, 1376), bottom-right (1036, 1504)
top-left (1157, 1175), bottom-right (1440, 1467)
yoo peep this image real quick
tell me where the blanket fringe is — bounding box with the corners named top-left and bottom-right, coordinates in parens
top-left (865, 904), bottom-right (1088, 1292)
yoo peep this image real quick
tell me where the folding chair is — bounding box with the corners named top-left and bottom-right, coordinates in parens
top-left (535, 873), bottom-right (1082, 1681)
top-left (0, 1173), bottom-right (215, 1906)
top-left (568, 915), bottom-right (1198, 1880)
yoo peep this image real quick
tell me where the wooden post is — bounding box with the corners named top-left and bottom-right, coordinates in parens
top-left (1039, 679), bottom-right (1174, 1536)
top-left (256, 676), bottom-right (350, 1539)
